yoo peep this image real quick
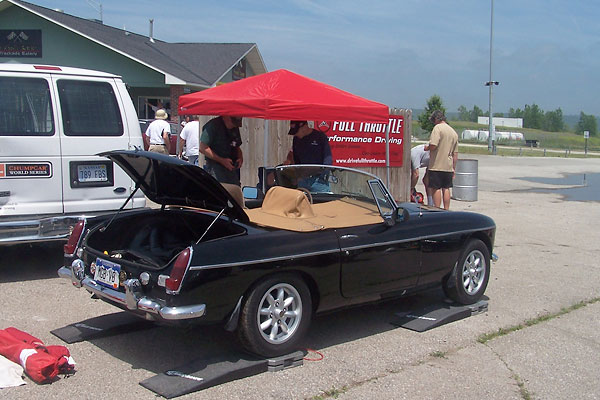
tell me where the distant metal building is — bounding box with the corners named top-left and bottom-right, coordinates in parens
top-left (477, 116), bottom-right (523, 128)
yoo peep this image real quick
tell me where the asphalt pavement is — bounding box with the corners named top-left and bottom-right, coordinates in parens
top-left (1, 154), bottom-right (599, 399)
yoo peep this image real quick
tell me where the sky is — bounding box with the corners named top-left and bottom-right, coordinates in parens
top-left (29, 0), bottom-right (600, 116)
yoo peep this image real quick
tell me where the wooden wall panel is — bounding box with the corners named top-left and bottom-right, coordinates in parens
top-left (196, 110), bottom-right (412, 203)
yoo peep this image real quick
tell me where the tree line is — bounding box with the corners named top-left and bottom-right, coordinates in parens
top-left (456, 103), bottom-right (597, 136)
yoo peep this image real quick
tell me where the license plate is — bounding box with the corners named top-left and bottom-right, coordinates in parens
top-left (77, 164), bottom-right (108, 182)
top-left (94, 258), bottom-right (121, 289)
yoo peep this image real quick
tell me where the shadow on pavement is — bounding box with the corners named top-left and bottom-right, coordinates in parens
top-left (0, 242), bottom-right (64, 283)
top-left (66, 288), bottom-right (456, 376)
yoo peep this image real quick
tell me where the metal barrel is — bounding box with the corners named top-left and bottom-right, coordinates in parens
top-left (452, 159), bottom-right (478, 201)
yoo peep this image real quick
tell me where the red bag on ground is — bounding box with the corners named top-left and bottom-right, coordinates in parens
top-left (0, 327), bottom-right (75, 384)
top-left (411, 189), bottom-right (424, 204)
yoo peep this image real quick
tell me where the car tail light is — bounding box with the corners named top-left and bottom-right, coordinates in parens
top-left (165, 247), bottom-right (192, 294)
top-left (64, 220), bottom-right (85, 255)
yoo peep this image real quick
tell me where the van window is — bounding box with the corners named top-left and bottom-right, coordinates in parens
top-left (0, 77), bottom-right (54, 136)
top-left (58, 80), bottom-right (123, 136)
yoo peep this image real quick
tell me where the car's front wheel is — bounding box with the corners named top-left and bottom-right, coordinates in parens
top-left (443, 239), bottom-right (490, 304)
top-left (237, 274), bottom-right (312, 357)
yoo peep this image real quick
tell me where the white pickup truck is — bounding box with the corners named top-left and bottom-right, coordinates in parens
top-left (0, 64), bottom-right (146, 245)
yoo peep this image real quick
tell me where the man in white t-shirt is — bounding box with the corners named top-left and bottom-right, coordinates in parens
top-left (143, 109), bottom-right (171, 155)
top-left (410, 144), bottom-right (432, 205)
top-left (179, 115), bottom-right (200, 165)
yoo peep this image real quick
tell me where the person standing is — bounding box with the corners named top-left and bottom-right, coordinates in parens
top-left (410, 144), bottom-right (432, 205)
top-left (199, 115), bottom-right (244, 206)
top-left (425, 110), bottom-right (458, 210)
top-left (284, 120), bottom-right (332, 192)
top-left (143, 109), bottom-right (171, 155)
top-left (284, 120), bottom-right (332, 166)
top-left (179, 115), bottom-right (200, 166)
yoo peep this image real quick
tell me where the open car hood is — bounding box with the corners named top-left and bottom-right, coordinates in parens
top-left (100, 150), bottom-right (249, 223)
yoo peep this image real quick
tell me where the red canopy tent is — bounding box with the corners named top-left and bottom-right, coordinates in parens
top-left (178, 69), bottom-right (389, 123)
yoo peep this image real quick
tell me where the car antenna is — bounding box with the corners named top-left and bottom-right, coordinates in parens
top-left (100, 184), bottom-right (141, 232)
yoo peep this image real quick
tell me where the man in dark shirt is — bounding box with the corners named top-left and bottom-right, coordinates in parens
top-left (284, 120), bottom-right (333, 192)
top-left (199, 115), bottom-right (244, 206)
top-left (284, 120), bottom-right (332, 165)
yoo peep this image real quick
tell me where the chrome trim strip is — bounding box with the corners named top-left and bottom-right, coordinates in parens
top-left (58, 265), bottom-right (206, 320)
top-left (188, 247), bottom-right (340, 271)
top-left (341, 226), bottom-right (497, 252)
top-left (188, 225), bottom-right (496, 270)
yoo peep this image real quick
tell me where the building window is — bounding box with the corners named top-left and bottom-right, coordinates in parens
top-left (139, 97), bottom-right (171, 120)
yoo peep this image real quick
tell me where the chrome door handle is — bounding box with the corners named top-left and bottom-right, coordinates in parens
top-left (340, 234), bottom-right (358, 239)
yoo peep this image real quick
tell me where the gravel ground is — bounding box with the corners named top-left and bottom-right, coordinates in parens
top-left (1, 154), bottom-right (599, 400)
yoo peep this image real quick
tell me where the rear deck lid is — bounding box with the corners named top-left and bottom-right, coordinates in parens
top-left (100, 150), bottom-right (249, 223)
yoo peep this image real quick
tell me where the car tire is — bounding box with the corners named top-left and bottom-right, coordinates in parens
top-left (237, 274), bottom-right (312, 358)
top-left (443, 239), bottom-right (490, 305)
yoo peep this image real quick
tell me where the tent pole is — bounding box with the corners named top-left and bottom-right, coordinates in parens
top-left (385, 123), bottom-right (390, 188)
top-left (263, 119), bottom-right (269, 194)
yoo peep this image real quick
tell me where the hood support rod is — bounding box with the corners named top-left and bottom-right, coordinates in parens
top-left (100, 185), bottom-right (141, 232)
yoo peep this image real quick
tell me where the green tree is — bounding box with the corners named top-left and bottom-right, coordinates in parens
top-left (576, 112), bottom-right (598, 136)
top-left (509, 107), bottom-right (524, 118)
top-left (523, 104), bottom-right (544, 129)
top-left (543, 108), bottom-right (564, 132)
top-left (418, 95), bottom-right (445, 133)
top-left (457, 105), bottom-right (470, 121)
top-left (470, 105), bottom-right (483, 122)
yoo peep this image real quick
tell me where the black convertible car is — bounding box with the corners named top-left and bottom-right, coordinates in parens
top-left (59, 150), bottom-right (496, 357)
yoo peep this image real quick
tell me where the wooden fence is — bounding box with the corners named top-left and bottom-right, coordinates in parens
top-left (197, 109), bottom-right (412, 203)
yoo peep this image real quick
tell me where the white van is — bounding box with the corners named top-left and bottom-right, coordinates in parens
top-left (0, 64), bottom-right (146, 245)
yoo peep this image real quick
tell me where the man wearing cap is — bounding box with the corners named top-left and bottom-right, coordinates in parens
top-left (284, 120), bottom-right (332, 166)
top-left (144, 109), bottom-right (171, 155)
top-left (284, 120), bottom-right (332, 193)
top-left (425, 110), bottom-right (458, 210)
top-left (199, 115), bottom-right (244, 206)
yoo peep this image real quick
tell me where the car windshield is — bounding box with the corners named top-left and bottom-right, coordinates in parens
top-left (273, 165), bottom-right (396, 210)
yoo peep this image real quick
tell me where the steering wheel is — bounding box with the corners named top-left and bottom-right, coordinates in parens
top-left (297, 187), bottom-right (313, 204)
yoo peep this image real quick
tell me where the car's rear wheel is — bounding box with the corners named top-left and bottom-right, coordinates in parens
top-left (443, 239), bottom-right (490, 304)
top-left (237, 274), bottom-right (312, 357)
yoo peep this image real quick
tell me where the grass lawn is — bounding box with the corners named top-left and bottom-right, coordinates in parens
top-left (412, 120), bottom-right (600, 153)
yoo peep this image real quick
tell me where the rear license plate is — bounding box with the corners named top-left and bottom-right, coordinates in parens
top-left (94, 258), bottom-right (121, 289)
top-left (77, 164), bottom-right (108, 182)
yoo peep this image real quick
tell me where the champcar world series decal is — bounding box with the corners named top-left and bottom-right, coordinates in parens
top-left (0, 162), bottom-right (52, 178)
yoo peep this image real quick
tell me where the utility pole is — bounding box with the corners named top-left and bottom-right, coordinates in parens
top-left (85, 0), bottom-right (103, 23)
top-left (486, 0), bottom-right (498, 154)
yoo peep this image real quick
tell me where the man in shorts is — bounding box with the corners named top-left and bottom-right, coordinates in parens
top-left (425, 110), bottom-right (458, 210)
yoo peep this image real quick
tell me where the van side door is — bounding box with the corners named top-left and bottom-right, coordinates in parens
top-left (53, 76), bottom-right (138, 213)
top-left (0, 72), bottom-right (63, 216)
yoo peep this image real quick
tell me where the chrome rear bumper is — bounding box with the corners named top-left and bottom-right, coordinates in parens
top-left (0, 215), bottom-right (83, 245)
top-left (58, 261), bottom-right (206, 321)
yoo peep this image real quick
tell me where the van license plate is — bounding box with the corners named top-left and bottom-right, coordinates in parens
top-left (77, 164), bottom-right (108, 182)
top-left (94, 258), bottom-right (121, 289)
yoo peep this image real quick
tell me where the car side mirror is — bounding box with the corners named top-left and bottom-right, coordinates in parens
top-left (400, 207), bottom-right (409, 222)
top-left (386, 208), bottom-right (409, 226)
top-left (383, 208), bottom-right (398, 227)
